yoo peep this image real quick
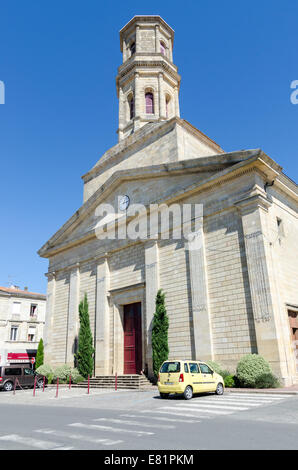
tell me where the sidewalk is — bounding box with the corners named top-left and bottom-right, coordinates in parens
top-left (227, 384), bottom-right (298, 395)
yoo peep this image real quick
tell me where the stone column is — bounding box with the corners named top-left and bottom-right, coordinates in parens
top-left (134, 72), bottom-right (141, 131)
top-left (44, 272), bottom-right (56, 364)
top-left (122, 39), bottom-right (127, 63)
top-left (169, 38), bottom-right (173, 62)
top-left (155, 25), bottom-right (160, 52)
top-left (145, 241), bottom-right (159, 378)
top-left (158, 73), bottom-right (166, 120)
top-left (235, 194), bottom-right (287, 378)
top-left (65, 264), bottom-right (79, 365)
top-left (174, 86), bottom-right (180, 117)
top-left (118, 87), bottom-right (125, 141)
top-left (186, 217), bottom-right (213, 361)
top-left (95, 256), bottom-right (110, 375)
top-left (135, 25), bottom-right (140, 53)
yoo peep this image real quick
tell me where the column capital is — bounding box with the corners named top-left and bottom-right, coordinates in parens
top-left (234, 193), bottom-right (272, 215)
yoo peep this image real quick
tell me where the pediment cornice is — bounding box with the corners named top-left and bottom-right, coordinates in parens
top-left (38, 148), bottom-right (291, 258)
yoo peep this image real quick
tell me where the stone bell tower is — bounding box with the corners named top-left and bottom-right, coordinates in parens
top-left (116, 16), bottom-right (181, 141)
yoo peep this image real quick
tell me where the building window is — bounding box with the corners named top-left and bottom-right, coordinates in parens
top-left (128, 94), bottom-right (134, 120)
top-left (277, 217), bottom-right (284, 237)
top-left (160, 41), bottom-right (166, 55)
top-left (130, 42), bottom-right (136, 56)
top-left (27, 327), bottom-right (36, 342)
top-left (165, 95), bottom-right (171, 118)
top-left (10, 326), bottom-right (18, 341)
top-left (145, 92), bottom-right (154, 114)
top-left (12, 302), bottom-right (21, 314)
top-left (30, 304), bottom-right (37, 317)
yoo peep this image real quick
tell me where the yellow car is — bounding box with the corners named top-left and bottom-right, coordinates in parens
top-left (158, 359), bottom-right (224, 400)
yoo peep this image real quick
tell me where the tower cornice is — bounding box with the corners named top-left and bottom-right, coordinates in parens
top-left (119, 16), bottom-right (174, 51)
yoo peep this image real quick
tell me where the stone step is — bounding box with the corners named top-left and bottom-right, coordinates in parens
top-left (72, 374), bottom-right (155, 389)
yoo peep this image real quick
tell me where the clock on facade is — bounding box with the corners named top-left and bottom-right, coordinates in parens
top-left (119, 195), bottom-right (130, 211)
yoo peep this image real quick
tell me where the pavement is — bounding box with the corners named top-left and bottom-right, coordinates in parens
top-left (0, 387), bottom-right (297, 450)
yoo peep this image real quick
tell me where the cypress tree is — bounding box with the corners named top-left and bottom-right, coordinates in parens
top-left (75, 293), bottom-right (94, 379)
top-left (152, 289), bottom-right (169, 379)
top-left (35, 338), bottom-right (44, 369)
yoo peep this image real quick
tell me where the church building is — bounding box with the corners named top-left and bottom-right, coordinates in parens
top-left (38, 16), bottom-right (298, 385)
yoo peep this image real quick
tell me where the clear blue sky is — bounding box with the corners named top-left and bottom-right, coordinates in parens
top-left (0, 0), bottom-right (297, 294)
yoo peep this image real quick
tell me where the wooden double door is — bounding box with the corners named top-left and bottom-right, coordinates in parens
top-left (123, 303), bottom-right (142, 374)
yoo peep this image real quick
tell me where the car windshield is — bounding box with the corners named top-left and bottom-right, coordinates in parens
top-left (160, 362), bottom-right (181, 373)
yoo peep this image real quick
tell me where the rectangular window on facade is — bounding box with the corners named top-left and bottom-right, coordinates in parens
top-left (277, 217), bottom-right (285, 237)
top-left (27, 327), bottom-right (36, 342)
top-left (30, 304), bottom-right (37, 316)
top-left (12, 302), bottom-right (21, 314)
top-left (10, 326), bottom-right (18, 341)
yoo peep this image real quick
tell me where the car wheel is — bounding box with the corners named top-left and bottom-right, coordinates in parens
top-left (3, 381), bottom-right (13, 392)
top-left (215, 383), bottom-right (224, 395)
top-left (184, 385), bottom-right (193, 400)
top-left (160, 393), bottom-right (169, 399)
top-left (37, 378), bottom-right (44, 388)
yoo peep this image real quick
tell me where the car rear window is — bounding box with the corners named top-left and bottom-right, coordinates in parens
top-left (4, 368), bottom-right (22, 376)
top-left (160, 362), bottom-right (181, 373)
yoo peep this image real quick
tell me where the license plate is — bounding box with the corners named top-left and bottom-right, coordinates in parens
top-left (165, 382), bottom-right (174, 385)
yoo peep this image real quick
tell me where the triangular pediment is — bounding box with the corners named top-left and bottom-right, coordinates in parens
top-left (38, 149), bottom-right (273, 257)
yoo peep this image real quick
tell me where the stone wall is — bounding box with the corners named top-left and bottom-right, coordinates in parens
top-left (205, 210), bottom-right (257, 370)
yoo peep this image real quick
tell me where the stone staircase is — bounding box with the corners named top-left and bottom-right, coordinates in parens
top-left (72, 374), bottom-right (156, 390)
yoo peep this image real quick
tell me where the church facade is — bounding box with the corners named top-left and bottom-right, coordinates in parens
top-left (39, 16), bottom-right (298, 385)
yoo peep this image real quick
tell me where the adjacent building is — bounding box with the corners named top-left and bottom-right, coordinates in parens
top-left (38, 16), bottom-right (298, 385)
top-left (0, 286), bottom-right (46, 366)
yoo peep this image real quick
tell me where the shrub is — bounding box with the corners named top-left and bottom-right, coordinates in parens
top-left (220, 369), bottom-right (232, 380)
top-left (236, 354), bottom-right (272, 387)
top-left (75, 294), bottom-right (94, 379)
top-left (255, 373), bottom-right (280, 389)
top-left (224, 375), bottom-right (235, 388)
top-left (206, 361), bottom-right (232, 379)
top-left (53, 365), bottom-right (72, 383)
top-left (70, 368), bottom-right (85, 384)
top-left (47, 373), bottom-right (54, 384)
top-left (152, 289), bottom-right (169, 379)
top-left (35, 338), bottom-right (44, 369)
top-left (36, 363), bottom-right (53, 378)
top-left (206, 361), bottom-right (223, 375)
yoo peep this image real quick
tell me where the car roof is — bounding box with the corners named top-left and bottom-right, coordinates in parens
top-left (163, 359), bottom-right (205, 363)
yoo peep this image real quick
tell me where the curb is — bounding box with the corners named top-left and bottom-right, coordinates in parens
top-left (226, 388), bottom-right (298, 396)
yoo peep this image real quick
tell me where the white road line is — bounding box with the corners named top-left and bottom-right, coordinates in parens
top-left (120, 414), bottom-right (200, 424)
top-left (0, 434), bottom-right (73, 450)
top-left (93, 418), bottom-right (174, 429)
top-left (161, 406), bottom-right (233, 415)
top-left (227, 394), bottom-right (285, 400)
top-left (68, 422), bottom-right (154, 436)
top-left (141, 409), bottom-right (205, 419)
top-left (35, 429), bottom-right (123, 446)
top-left (192, 399), bottom-right (261, 407)
top-left (172, 402), bottom-right (249, 411)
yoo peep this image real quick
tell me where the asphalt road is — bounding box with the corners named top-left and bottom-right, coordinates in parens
top-left (0, 388), bottom-right (297, 450)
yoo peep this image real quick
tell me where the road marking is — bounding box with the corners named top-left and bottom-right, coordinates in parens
top-left (93, 418), bottom-right (174, 429)
top-left (35, 429), bottom-right (123, 446)
top-left (0, 434), bottom-right (73, 450)
top-left (68, 422), bottom-right (154, 436)
top-left (120, 414), bottom-right (200, 424)
top-left (172, 402), bottom-right (249, 411)
top-left (161, 406), bottom-right (233, 415)
top-left (227, 394), bottom-right (286, 400)
top-left (194, 399), bottom-right (261, 407)
top-left (141, 410), bottom-right (205, 419)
